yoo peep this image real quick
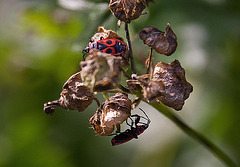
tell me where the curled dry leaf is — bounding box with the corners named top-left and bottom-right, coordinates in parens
top-left (109, 0), bottom-right (148, 23)
top-left (89, 26), bottom-right (129, 67)
top-left (43, 72), bottom-right (96, 115)
top-left (139, 24), bottom-right (178, 56)
top-left (89, 93), bottom-right (132, 136)
top-left (80, 50), bottom-right (122, 92)
top-left (153, 60), bottom-right (193, 110)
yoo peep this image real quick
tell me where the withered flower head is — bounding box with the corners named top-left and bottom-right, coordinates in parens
top-left (80, 50), bottom-right (122, 92)
top-left (139, 24), bottom-right (178, 56)
top-left (89, 27), bottom-right (129, 67)
top-left (89, 93), bottom-right (132, 136)
top-left (109, 0), bottom-right (148, 23)
top-left (153, 60), bottom-right (193, 110)
top-left (44, 72), bottom-right (95, 115)
top-left (89, 108), bottom-right (115, 136)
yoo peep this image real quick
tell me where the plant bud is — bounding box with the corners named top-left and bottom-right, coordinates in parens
top-left (89, 93), bottom-right (132, 136)
top-left (139, 24), bottom-right (178, 56)
top-left (80, 50), bottom-right (122, 92)
top-left (43, 72), bottom-right (95, 115)
top-left (153, 60), bottom-right (193, 110)
top-left (109, 0), bottom-right (148, 23)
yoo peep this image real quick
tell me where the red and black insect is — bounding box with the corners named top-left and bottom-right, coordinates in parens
top-left (111, 108), bottom-right (151, 146)
top-left (82, 38), bottom-right (126, 58)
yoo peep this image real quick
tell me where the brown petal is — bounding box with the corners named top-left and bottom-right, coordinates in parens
top-left (139, 24), bottom-right (178, 56)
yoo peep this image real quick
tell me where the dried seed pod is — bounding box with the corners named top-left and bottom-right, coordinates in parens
top-left (80, 50), bottom-right (122, 92)
top-left (109, 0), bottom-right (147, 23)
top-left (43, 72), bottom-right (96, 115)
top-left (89, 108), bottom-right (115, 136)
top-left (89, 27), bottom-right (129, 67)
top-left (153, 60), bottom-right (193, 110)
top-left (89, 93), bottom-right (132, 136)
top-left (139, 24), bottom-right (178, 56)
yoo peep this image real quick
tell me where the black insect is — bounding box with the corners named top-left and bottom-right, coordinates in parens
top-left (111, 108), bottom-right (151, 146)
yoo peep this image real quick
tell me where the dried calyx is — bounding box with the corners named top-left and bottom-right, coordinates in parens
top-left (139, 24), bottom-right (178, 56)
top-left (43, 72), bottom-right (98, 115)
top-left (127, 60), bottom-right (193, 110)
top-left (153, 60), bottom-right (193, 110)
top-left (109, 0), bottom-right (152, 23)
top-left (80, 50), bottom-right (122, 92)
top-left (89, 93), bottom-right (132, 136)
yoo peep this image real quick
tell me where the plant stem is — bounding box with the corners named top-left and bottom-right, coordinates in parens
top-left (125, 22), bottom-right (136, 74)
top-left (102, 92), bottom-right (109, 100)
top-left (148, 102), bottom-right (237, 167)
top-left (146, 48), bottom-right (153, 74)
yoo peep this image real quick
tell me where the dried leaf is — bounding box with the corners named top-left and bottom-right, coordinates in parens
top-left (139, 24), bottom-right (178, 56)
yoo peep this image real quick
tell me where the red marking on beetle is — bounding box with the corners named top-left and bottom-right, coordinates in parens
top-left (83, 39), bottom-right (126, 56)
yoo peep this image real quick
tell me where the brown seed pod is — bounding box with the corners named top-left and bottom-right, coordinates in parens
top-left (109, 0), bottom-right (147, 23)
top-left (80, 50), bottom-right (122, 92)
top-left (89, 108), bottom-right (115, 136)
top-left (153, 60), bottom-right (193, 110)
top-left (43, 72), bottom-right (97, 115)
top-left (89, 93), bottom-right (132, 136)
top-left (89, 27), bottom-right (129, 67)
top-left (139, 24), bottom-right (178, 56)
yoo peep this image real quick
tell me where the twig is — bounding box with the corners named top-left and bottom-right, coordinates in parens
top-left (125, 22), bottom-right (136, 74)
top-left (146, 48), bottom-right (153, 74)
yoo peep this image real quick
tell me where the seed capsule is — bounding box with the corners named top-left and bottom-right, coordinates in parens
top-left (153, 60), bottom-right (193, 110)
top-left (80, 50), bottom-right (122, 92)
top-left (43, 72), bottom-right (96, 115)
top-left (109, 0), bottom-right (148, 23)
top-left (139, 24), bottom-right (178, 56)
top-left (89, 93), bottom-right (132, 136)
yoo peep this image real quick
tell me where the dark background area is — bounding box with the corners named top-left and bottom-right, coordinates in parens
top-left (0, 0), bottom-right (239, 166)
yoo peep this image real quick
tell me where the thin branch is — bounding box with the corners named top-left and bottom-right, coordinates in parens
top-left (148, 102), bottom-right (237, 167)
top-left (125, 22), bottom-right (136, 74)
top-left (146, 48), bottom-right (153, 74)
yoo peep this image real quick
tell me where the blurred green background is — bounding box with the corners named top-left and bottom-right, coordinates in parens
top-left (0, 0), bottom-right (239, 166)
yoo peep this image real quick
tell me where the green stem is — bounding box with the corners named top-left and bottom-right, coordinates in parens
top-left (102, 92), bottom-right (109, 101)
top-left (149, 102), bottom-right (237, 167)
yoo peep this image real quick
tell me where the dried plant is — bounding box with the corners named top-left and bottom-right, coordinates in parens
top-left (43, 1), bottom-right (236, 166)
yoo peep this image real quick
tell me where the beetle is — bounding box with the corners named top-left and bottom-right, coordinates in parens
top-left (82, 38), bottom-right (126, 58)
top-left (111, 108), bottom-right (151, 146)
